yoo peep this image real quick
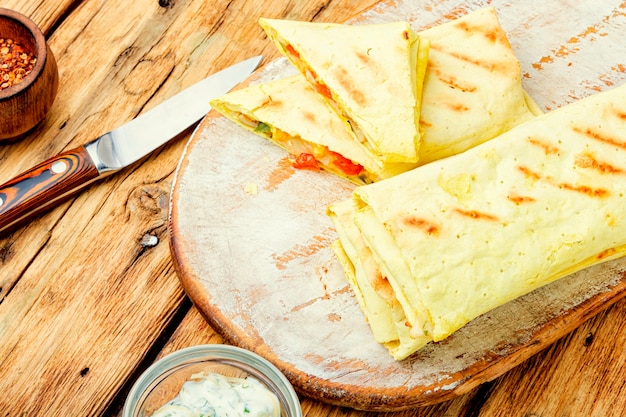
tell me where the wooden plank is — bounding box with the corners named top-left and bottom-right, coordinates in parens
top-left (477, 299), bottom-right (626, 417)
top-left (0, 0), bottom-right (378, 416)
top-left (0, 0), bottom-right (76, 33)
top-left (118, 306), bottom-right (484, 417)
top-left (2, 0), bottom-right (625, 416)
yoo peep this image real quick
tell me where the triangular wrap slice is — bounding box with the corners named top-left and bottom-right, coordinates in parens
top-left (210, 75), bottom-right (417, 185)
top-left (259, 18), bottom-right (426, 164)
top-left (350, 83), bottom-right (626, 346)
top-left (417, 6), bottom-right (541, 164)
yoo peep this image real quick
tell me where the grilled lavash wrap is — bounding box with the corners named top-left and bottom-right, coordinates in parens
top-left (417, 6), bottom-right (542, 164)
top-left (210, 75), bottom-right (417, 185)
top-left (260, 7), bottom-right (541, 170)
top-left (329, 199), bottom-right (431, 360)
top-left (259, 19), bottom-right (428, 164)
top-left (328, 83), bottom-right (626, 360)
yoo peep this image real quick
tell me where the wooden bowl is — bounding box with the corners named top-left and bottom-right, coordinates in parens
top-left (0, 8), bottom-right (59, 144)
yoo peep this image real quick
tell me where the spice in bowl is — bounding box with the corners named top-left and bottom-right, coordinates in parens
top-left (0, 8), bottom-right (59, 143)
top-left (1, 37), bottom-right (36, 90)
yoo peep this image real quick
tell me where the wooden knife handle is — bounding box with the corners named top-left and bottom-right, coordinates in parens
top-left (0, 146), bottom-right (100, 235)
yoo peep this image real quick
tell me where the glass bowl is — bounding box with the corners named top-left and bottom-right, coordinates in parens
top-left (123, 344), bottom-right (302, 417)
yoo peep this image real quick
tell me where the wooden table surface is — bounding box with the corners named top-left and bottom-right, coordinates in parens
top-left (0, 0), bottom-right (624, 416)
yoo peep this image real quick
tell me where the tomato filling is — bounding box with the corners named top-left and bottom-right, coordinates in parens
top-left (293, 153), bottom-right (320, 171)
top-left (285, 43), bottom-right (300, 59)
top-left (292, 151), bottom-right (363, 177)
top-left (313, 80), bottom-right (332, 100)
top-left (329, 151), bottom-right (364, 176)
top-left (284, 43), bottom-right (332, 100)
top-left (237, 103), bottom-right (365, 178)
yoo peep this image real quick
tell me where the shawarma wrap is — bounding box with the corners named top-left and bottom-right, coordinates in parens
top-left (260, 8), bottom-right (541, 169)
top-left (210, 75), bottom-right (417, 185)
top-left (329, 199), bottom-right (431, 359)
top-left (329, 82), bottom-right (626, 359)
top-left (212, 8), bottom-right (541, 186)
top-left (259, 19), bottom-right (428, 164)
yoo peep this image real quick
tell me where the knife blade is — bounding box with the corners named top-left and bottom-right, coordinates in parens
top-left (0, 55), bottom-right (262, 236)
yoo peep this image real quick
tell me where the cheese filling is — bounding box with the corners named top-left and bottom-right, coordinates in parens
top-left (236, 112), bottom-right (372, 183)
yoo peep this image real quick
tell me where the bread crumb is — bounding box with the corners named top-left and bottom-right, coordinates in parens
top-left (244, 182), bottom-right (258, 195)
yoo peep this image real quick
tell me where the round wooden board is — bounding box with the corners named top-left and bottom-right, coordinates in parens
top-left (168, 0), bottom-right (626, 411)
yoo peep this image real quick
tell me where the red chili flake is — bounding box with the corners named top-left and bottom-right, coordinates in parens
top-left (0, 38), bottom-right (37, 90)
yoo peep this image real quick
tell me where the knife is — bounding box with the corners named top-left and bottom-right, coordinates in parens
top-left (0, 55), bottom-right (262, 236)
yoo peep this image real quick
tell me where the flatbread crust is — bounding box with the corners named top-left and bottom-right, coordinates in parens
top-left (259, 18), bottom-right (425, 164)
top-left (417, 6), bottom-right (541, 164)
top-left (329, 82), bottom-right (626, 359)
top-left (328, 199), bottom-right (431, 360)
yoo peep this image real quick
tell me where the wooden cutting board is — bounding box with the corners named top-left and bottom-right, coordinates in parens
top-left (168, 0), bottom-right (626, 411)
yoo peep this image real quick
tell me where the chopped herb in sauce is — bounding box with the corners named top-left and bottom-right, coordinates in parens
top-left (149, 372), bottom-right (280, 417)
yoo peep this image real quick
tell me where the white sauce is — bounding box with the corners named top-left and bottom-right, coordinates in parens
top-left (149, 372), bottom-right (281, 417)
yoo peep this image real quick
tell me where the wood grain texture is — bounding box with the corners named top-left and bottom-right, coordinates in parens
top-left (170, 0), bottom-right (626, 413)
top-left (124, 300), bottom-right (626, 417)
top-left (0, 0), bottom-right (378, 416)
top-left (0, 0), bottom-right (624, 416)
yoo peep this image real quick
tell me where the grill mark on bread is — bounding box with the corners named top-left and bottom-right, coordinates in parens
top-left (303, 110), bottom-right (317, 124)
top-left (453, 208), bottom-right (499, 221)
top-left (575, 153), bottom-right (626, 175)
top-left (507, 194), bottom-right (537, 204)
top-left (332, 65), bottom-right (367, 107)
top-left (517, 165), bottom-right (610, 198)
top-left (445, 101), bottom-right (470, 112)
top-left (560, 183), bottom-right (610, 198)
top-left (574, 125), bottom-right (626, 150)
top-left (402, 217), bottom-right (440, 235)
top-left (429, 44), bottom-right (517, 75)
top-left (356, 51), bottom-right (371, 66)
top-left (260, 96), bottom-right (282, 111)
top-left (518, 165), bottom-right (542, 181)
top-left (355, 47), bottom-right (407, 100)
top-left (454, 20), bottom-right (509, 45)
top-left (528, 137), bottom-right (560, 155)
top-left (429, 66), bottom-right (478, 92)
